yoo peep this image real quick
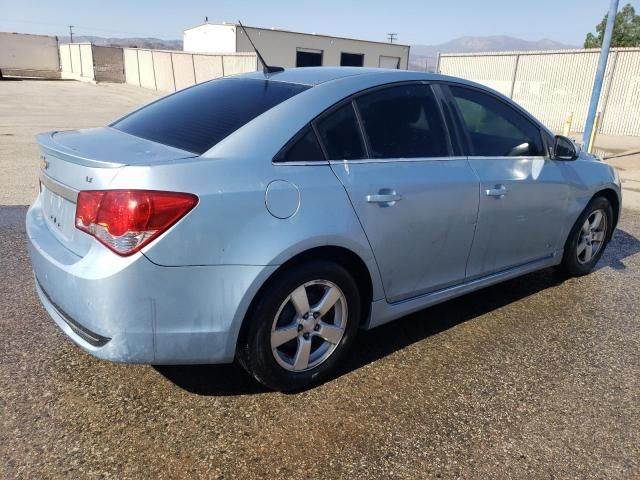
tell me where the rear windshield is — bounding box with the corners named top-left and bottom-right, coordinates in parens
top-left (112, 78), bottom-right (309, 154)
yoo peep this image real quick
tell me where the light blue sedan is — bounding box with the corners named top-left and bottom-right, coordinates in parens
top-left (27, 67), bottom-right (621, 391)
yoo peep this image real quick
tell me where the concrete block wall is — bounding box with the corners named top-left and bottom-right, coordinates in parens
top-left (59, 43), bottom-right (94, 80)
top-left (0, 32), bottom-right (60, 78)
top-left (60, 43), bottom-right (124, 83)
top-left (70, 45), bottom-right (83, 76)
top-left (92, 46), bottom-right (124, 82)
top-left (122, 48), bottom-right (257, 92)
top-left (80, 44), bottom-right (93, 78)
top-left (59, 43), bottom-right (72, 73)
top-left (124, 48), bottom-right (140, 85)
top-left (152, 51), bottom-right (175, 91)
top-left (193, 55), bottom-right (223, 83)
top-left (137, 50), bottom-right (155, 89)
top-left (60, 43), bottom-right (92, 80)
top-left (171, 52), bottom-right (196, 90)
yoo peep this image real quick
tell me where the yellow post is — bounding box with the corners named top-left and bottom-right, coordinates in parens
top-left (562, 112), bottom-right (573, 136)
top-left (587, 111), bottom-right (602, 153)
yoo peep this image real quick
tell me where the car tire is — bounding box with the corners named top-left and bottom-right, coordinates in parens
top-left (559, 196), bottom-right (613, 277)
top-left (237, 259), bottom-right (361, 392)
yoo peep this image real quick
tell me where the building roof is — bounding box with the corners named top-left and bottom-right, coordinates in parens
top-left (184, 22), bottom-right (410, 49)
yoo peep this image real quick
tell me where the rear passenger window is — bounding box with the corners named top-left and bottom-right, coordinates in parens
top-left (315, 103), bottom-right (366, 160)
top-left (450, 86), bottom-right (544, 157)
top-left (355, 84), bottom-right (449, 158)
top-left (275, 126), bottom-right (325, 162)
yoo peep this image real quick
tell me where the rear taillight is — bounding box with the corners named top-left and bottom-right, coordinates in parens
top-left (75, 190), bottom-right (198, 256)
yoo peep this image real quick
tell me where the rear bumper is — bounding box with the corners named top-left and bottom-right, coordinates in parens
top-left (26, 199), bottom-right (276, 364)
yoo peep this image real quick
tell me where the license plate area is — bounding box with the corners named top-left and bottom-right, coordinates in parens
top-left (42, 186), bottom-right (77, 242)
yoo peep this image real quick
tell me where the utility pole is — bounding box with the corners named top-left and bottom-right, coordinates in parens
top-left (387, 33), bottom-right (397, 44)
top-left (583, 0), bottom-right (618, 149)
top-left (68, 25), bottom-right (74, 43)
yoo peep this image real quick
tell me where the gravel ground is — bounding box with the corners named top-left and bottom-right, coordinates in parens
top-left (0, 80), bottom-right (639, 479)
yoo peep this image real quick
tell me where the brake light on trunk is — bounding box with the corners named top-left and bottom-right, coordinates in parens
top-left (75, 190), bottom-right (198, 256)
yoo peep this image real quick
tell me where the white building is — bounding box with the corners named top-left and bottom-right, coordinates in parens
top-left (183, 22), bottom-right (410, 70)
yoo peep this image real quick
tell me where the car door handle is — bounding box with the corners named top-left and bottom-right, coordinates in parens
top-left (366, 191), bottom-right (402, 206)
top-left (366, 194), bottom-right (402, 203)
top-left (486, 185), bottom-right (508, 198)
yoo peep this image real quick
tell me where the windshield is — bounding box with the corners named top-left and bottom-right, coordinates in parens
top-left (112, 78), bottom-right (309, 154)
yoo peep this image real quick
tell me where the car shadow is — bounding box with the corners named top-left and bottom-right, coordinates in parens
top-left (154, 362), bottom-right (270, 396)
top-left (594, 228), bottom-right (640, 271)
top-left (155, 227), bottom-right (640, 396)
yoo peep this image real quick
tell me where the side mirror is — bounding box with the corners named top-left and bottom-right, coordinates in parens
top-left (553, 135), bottom-right (578, 160)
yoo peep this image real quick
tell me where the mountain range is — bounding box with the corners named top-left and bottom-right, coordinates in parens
top-left (409, 35), bottom-right (577, 71)
top-left (57, 34), bottom-right (577, 71)
top-left (58, 36), bottom-right (183, 50)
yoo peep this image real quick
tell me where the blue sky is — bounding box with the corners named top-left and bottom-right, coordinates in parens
top-left (1, 0), bottom-right (638, 45)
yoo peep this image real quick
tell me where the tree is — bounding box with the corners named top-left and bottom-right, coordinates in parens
top-left (584, 3), bottom-right (640, 48)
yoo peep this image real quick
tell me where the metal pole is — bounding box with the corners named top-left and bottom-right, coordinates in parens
top-left (588, 112), bottom-right (602, 153)
top-left (563, 112), bottom-right (574, 136)
top-left (583, 0), bottom-right (619, 147)
top-left (597, 49), bottom-right (619, 133)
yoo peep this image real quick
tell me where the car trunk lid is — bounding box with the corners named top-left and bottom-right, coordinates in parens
top-left (37, 127), bottom-right (197, 257)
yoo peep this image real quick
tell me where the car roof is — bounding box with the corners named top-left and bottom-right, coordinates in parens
top-left (239, 67), bottom-right (450, 86)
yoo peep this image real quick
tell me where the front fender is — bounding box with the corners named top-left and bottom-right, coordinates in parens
top-left (563, 157), bottom-right (621, 236)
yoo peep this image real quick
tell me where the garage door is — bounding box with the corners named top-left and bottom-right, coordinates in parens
top-left (379, 55), bottom-right (401, 69)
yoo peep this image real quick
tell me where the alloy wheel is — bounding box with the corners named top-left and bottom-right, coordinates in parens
top-left (270, 280), bottom-right (348, 372)
top-left (577, 208), bottom-right (607, 264)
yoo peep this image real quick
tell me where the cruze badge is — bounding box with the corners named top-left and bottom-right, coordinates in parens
top-left (86, 176), bottom-right (93, 183)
